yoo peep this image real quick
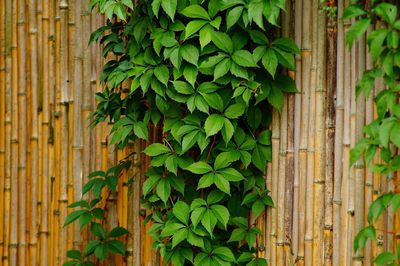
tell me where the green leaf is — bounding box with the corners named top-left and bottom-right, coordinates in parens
top-left (165, 155), bottom-right (179, 175)
top-left (91, 222), bottom-right (106, 239)
top-left (230, 62), bottom-right (249, 79)
top-left (181, 5), bottom-right (210, 20)
top-left (172, 228), bottom-right (189, 248)
top-left (232, 50), bottom-right (258, 67)
top-left (181, 44), bottom-right (199, 66)
top-left (374, 3), bottom-right (397, 25)
top-left (374, 252), bottom-right (397, 265)
top-left (248, 0), bottom-right (264, 29)
top-left (161, 0), bottom-right (177, 21)
top-left (154, 65), bottom-right (169, 86)
top-left (346, 19), bottom-right (371, 48)
top-left (222, 118), bottom-right (235, 143)
top-left (210, 205), bottom-right (230, 228)
top-left (173, 80), bottom-right (195, 94)
top-left (228, 228), bottom-right (246, 242)
top-left (107, 240), bottom-right (125, 255)
top-left (143, 143), bottom-right (170, 156)
top-left (108, 227), bottom-right (129, 238)
top-left (214, 151), bottom-right (240, 170)
top-left (267, 84), bottom-right (284, 112)
top-left (114, 4), bottom-right (127, 21)
top-left (94, 244), bottom-right (108, 261)
top-left (156, 178), bottom-right (171, 204)
top-left (214, 174), bottom-right (231, 194)
top-left (199, 25), bottom-right (214, 49)
top-left (212, 32), bottom-right (233, 54)
top-left (213, 246), bottom-right (236, 262)
top-left (64, 210), bottom-right (86, 227)
top-left (214, 58), bottom-right (232, 80)
top-left (390, 123), bottom-right (400, 148)
top-left (342, 5), bottom-right (367, 20)
top-left (186, 161), bottom-right (213, 174)
top-left (205, 114), bottom-right (225, 137)
top-left (161, 222), bottom-right (185, 237)
top-left (219, 168), bottom-right (244, 181)
top-left (181, 130), bottom-right (199, 153)
top-left (198, 173), bottom-right (215, 189)
top-left (224, 103), bottom-right (246, 119)
top-left (252, 199), bottom-right (265, 218)
top-left (379, 118), bottom-right (395, 148)
top-left (185, 20), bottom-right (208, 39)
top-left (368, 29), bottom-right (388, 62)
top-left (133, 121), bottom-right (148, 140)
top-left (191, 207), bottom-right (206, 228)
top-left (143, 173), bottom-right (161, 196)
top-left (201, 209), bottom-right (218, 236)
top-left (173, 201), bottom-right (190, 225)
top-left (85, 240), bottom-right (101, 256)
top-left (272, 38), bottom-right (300, 53)
top-left (262, 49), bottom-right (278, 77)
top-left (67, 250), bottom-right (82, 260)
top-left (187, 230), bottom-right (204, 248)
top-left (227, 6), bottom-right (243, 30)
top-left (183, 65), bottom-right (198, 87)
top-left (202, 93), bottom-right (224, 112)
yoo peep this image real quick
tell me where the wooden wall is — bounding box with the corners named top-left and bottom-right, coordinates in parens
top-left (0, 0), bottom-right (397, 265)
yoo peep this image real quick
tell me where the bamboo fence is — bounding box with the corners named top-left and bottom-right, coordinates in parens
top-left (0, 0), bottom-right (398, 265)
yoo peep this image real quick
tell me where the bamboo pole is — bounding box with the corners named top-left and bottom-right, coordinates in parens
top-left (333, 0), bottom-right (345, 265)
top-left (324, 4), bottom-right (337, 266)
top-left (312, 5), bottom-right (327, 266)
top-left (292, 0), bottom-right (303, 260)
top-left (17, 0), bottom-right (28, 263)
top-left (305, 0), bottom-right (317, 263)
top-left (10, 1), bottom-right (20, 264)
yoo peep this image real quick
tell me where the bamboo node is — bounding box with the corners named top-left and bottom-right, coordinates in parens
top-left (18, 92), bottom-right (26, 96)
top-left (352, 255), bottom-right (364, 261)
top-left (8, 243), bottom-right (18, 248)
top-left (53, 209), bottom-right (60, 216)
top-left (324, 224), bottom-right (333, 230)
top-left (38, 231), bottom-right (50, 236)
top-left (347, 209), bottom-right (354, 216)
top-left (59, 1), bottom-right (68, 9)
top-left (17, 20), bottom-right (25, 25)
top-left (314, 179), bottom-right (325, 184)
top-left (275, 240), bottom-right (285, 246)
top-left (28, 242), bottom-right (38, 247)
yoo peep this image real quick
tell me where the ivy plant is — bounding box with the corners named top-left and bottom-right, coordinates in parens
top-left (346, 1), bottom-right (400, 265)
top-left (64, 0), bottom-right (298, 265)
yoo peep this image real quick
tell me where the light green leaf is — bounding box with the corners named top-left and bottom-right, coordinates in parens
top-left (143, 143), bottom-right (170, 156)
top-left (210, 205), bottom-right (230, 228)
top-left (198, 173), bottom-right (215, 189)
top-left (252, 199), bottom-right (265, 218)
top-left (219, 167), bottom-right (244, 181)
top-left (154, 65), bottom-right (169, 86)
top-left (214, 174), bottom-right (230, 194)
top-left (181, 5), bottom-right (210, 20)
top-left (346, 18), bottom-right (371, 48)
top-left (161, 0), bottom-right (177, 21)
top-left (186, 161), bottom-right (213, 174)
top-left (201, 209), bottom-right (218, 236)
top-left (156, 178), bottom-right (171, 204)
top-left (181, 44), bottom-right (199, 66)
top-left (213, 247), bottom-right (236, 262)
top-left (262, 49), bottom-right (278, 77)
top-left (202, 93), bottom-right (224, 112)
top-left (173, 201), bottom-right (190, 225)
top-left (227, 6), bottom-right (243, 29)
top-left (199, 25), bottom-right (214, 49)
top-left (224, 103), bottom-right (246, 119)
top-left (214, 58), bottom-right (232, 80)
top-left (173, 80), bottom-right (195, 94)
top-left (342, 5), bottom-right (367, 20)
top-left (232, 50), bottom-right (258, 67)
top-left (221, 118), bottom-right (234, 143)
top-left (191, 207), bottom-right (205, 227)
top-left (183, 65), bottom-right (198, 87)
top-left (212, 32), bottom-right (233, 54)
top-left (185, 20), bottom-right (208, 39)
top-left (172, 228), bottom-right (189, 248)
top-left (133, 121), bottom-right (149, 140)
top-left (205, 114), bottom-right (225, 137)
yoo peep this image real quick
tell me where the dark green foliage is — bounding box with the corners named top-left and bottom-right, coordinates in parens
top-left (65, 0), bottom-right (298, 265)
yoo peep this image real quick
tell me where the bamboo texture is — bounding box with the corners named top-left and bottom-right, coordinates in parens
top-left (0, 0), bottom-right (398, 265)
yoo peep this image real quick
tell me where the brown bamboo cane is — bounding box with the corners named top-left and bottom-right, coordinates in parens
top-left (333, 0), bottom-right (345, 265)
top-left (4, 1), bottom-right (13, 265)
top-left (0, 0), bottom-right (6, 260)
top-left (297, 0), bottom-right (313, 264)
top-left (48, 1), bottom-right (57, 264)
top-left (282, 2), bottom-right (296, 263)
top-left (28, 0), bottom-right (40, 264)
top-left (304, 0), bottom-right (317, 263)
top-left (353, 33), bottom-right (367, 264)
top-left (10, 2), bottom-right (20, 264)
top-left (364, 26), bottom-right (374, 265)
top-left (276, 99), bottom-right (286, 266)
top-left (292, 0), bottom-right (303, 260)
top-left (324, 5), bottom-right (337, 266)
top-left (39, 1), bottom-right (51, 264)
top-left (3, 2), bottom-right (13, 264)
top-left (72, 0), bottom-right (84, 252)
top-left (17, 0), bottom-right (28, 263)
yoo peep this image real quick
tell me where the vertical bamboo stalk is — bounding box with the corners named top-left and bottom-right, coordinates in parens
top-left (333, 0), bottom-right (345, 265)
top-left (312, 5), bottom-right (327, 266)
top-left (305, 0), bottom-right (317, 263)
top-left (353, 33), bottom-right (366, 264)
top-left (324, 5), bottom-right (337, 265)
top-left (17, 0), bottom-right (27, 264)
top-left (28, 0), bottom-right (40, 264)
top-left (297, 0), bottom-right (312, 264)
top-left (0, 0), bottom-right (6, 260)
top-left (292, 0), bottom-right (303, 260)
top-left (72, 0), bottom-right (84, 252)
top-left (10, 1), bottom-right (19, 264)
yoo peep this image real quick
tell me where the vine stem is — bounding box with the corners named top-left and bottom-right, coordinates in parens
top-left (206, 135), bottom-right (217, 162)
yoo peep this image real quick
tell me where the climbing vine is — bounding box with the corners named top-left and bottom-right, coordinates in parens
top-left (63, 0), bottom-right (298, 265)
top-left (346, 1), bottom-right (400, 265)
